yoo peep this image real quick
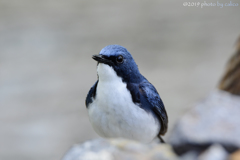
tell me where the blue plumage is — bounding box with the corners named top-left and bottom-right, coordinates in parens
top-left (86, 45), bottom-right (168, 143)
top-left (85, 81), bottom-right (98, 107)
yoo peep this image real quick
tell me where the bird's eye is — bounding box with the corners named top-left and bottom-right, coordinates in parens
top-left (116, 55), bottom-right (124, 63)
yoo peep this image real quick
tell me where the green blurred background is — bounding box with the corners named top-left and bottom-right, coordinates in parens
top-left (0, 0), bottom-right (239, 160)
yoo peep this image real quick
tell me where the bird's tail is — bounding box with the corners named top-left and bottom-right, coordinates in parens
top-left (158, 135), bottom-right (165, 143)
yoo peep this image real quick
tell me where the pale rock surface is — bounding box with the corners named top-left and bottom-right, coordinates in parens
top-left (169, 90), bottom-right (240, 155)
top-left (62, 138), bottom-right (178, 160)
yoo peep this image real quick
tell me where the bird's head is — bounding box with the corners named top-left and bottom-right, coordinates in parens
top-left (92, 45), bottom-right (143, 83)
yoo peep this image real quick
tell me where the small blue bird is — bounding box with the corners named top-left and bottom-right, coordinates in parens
top-left (86, 45), bottom-right (168, 143)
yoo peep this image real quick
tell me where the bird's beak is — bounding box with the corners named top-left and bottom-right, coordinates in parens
top-left (92, 55), bottom-right (111, 64)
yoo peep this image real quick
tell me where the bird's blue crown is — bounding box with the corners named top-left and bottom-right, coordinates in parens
top-left (98, 45), bottom-right (144, 83)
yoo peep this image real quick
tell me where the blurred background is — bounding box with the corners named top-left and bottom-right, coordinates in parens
top-left (0, 0), bottom-right (240, 160)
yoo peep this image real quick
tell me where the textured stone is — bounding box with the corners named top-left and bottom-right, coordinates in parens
top-left (62, 138), bottom-right (177, 160)
top-left (198, 144), bottom-right (228, 160)
top-left (179, 151), bottom-right (198, 160)
top-left (169, 90), bottom-right (240, 155)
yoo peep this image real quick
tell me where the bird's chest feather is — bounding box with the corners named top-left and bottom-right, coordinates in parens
top-left (88, 64), bottom-right (159, 143)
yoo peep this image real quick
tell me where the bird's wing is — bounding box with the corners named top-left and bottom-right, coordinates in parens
top-left (139, 81), bottom-right (168, 136)
top-left (85, 80), bottom-right (98, 108)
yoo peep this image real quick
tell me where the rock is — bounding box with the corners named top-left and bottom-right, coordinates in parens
top-left (169, 90), bottom-right (240, 156)
top-left (62, 138), bottom-right (178, 160)
top-left (198, 144), bottom-right (228, 160)
top-left (178, 145), bottom-right (228, 160)
top-left (179, 151), bottom-right (198, 160)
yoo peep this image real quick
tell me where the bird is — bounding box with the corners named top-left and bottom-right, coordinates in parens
top-left (85, 45), bottom-right (168, 143)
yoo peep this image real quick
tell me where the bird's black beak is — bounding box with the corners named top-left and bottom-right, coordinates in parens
top-left (92, 55), bottom-right (111, 64)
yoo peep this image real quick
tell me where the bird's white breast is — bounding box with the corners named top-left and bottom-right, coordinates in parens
top-left (88, 64), bottom-right (160, 143)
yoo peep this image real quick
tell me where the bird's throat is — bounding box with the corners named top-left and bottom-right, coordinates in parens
top-left (97, 63), bottom-right (122, 83)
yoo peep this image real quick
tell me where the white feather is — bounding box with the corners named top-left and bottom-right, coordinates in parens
top-left (88, 64), bottom-right (160, 143)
